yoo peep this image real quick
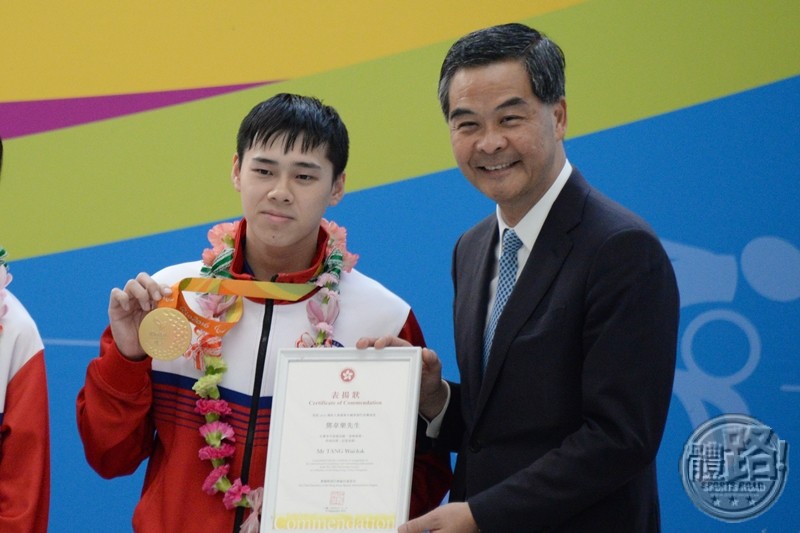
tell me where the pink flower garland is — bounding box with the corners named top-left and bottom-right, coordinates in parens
top-left (297, 220), bottom-right (358, 348)
top-left (0, 248), bottom-right (12, 334)
top-left (189, 219), bottom-right (358, 525)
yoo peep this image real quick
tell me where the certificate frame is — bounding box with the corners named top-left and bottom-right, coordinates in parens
top-left (261, 347), bottom-right (422, 532)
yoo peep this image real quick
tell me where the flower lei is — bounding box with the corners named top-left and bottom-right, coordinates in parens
top-left (188, 219), bottom-right (358, 528)
top-left (0, 247), bottom-right (11, 334)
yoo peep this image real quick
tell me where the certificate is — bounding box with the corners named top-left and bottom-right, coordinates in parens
top-left (261, 347), bottom-right (422, 532)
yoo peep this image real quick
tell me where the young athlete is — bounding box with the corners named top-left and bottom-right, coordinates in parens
top-left (76, 94), bottom-right (451, 532)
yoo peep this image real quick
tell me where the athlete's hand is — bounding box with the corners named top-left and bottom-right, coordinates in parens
top-left (108, 272), bottom-right (172, 360)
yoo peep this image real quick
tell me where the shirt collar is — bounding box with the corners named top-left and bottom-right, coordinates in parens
top-left (230, 217), bottom-right (328, 285)
top-left (496, 160), bottom-right (573, 251)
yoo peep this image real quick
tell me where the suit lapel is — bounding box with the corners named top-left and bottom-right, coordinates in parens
top-left (475, 171), bottom-right (590, 416)
top-left (457, 218), bottom-right (498, 415)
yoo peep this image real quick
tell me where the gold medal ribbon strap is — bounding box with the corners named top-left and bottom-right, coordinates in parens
top-left (138, 277), bottom-right (316, 360)
top-left (176, 277), bottom-right (316, 300)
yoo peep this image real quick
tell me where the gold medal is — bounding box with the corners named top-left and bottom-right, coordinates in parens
top-left (138, 307), bottom-right (193, 361)
top-left (135, 277), bottom-right (313, 362)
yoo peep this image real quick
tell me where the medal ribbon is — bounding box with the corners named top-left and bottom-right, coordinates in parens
top-left (160, 277), bottom-right (316, 336)
top-left (143, 278), bottom-right (316, 364)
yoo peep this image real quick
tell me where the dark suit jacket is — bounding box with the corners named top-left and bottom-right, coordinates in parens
top-left (438, 169), bottom-right (679, 532)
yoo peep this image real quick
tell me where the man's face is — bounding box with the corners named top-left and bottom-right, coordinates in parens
top-left (447, 59), bottom-right (567, 226)
top-left (232, 135), bottom-right (344, 263)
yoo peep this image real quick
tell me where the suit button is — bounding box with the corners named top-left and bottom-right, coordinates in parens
top-left (469, 439), bottom-right (482, 453)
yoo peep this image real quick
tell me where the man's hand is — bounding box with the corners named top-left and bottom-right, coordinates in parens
top-left (356, 336), bottom-right (448, 420)
top-left (398, 502), bottom-right (479, 533)
top-left (108, 272), bottom-right (172, 361)
top-left (355, 335), bottom-right (411, 350)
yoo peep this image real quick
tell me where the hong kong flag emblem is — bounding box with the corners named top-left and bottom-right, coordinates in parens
top-left (340, 368), bottom-right (355, 382)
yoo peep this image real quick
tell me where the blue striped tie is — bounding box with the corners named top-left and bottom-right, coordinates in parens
top-left (482, 229), bottom-right (523, 371)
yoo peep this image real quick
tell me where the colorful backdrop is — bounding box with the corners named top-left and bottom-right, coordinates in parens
top-left (2, 1), bottom-right (799, 530)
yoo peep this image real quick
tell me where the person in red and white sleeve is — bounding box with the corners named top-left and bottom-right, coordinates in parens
top-left (0, 135), bottom-right (51, 533)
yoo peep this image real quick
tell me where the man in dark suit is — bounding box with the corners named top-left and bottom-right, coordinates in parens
top-left (361, 23), bottom-right (678, 532)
